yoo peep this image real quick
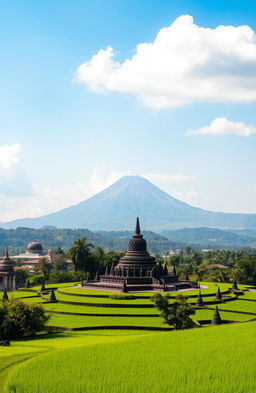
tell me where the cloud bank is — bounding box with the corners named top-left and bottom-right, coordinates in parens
top-left (0, 143), bottom-right (20, 169)
top-left (187, 117), bottom-right (256, 136)
top-left (76, 15), bottom-right (256, 109)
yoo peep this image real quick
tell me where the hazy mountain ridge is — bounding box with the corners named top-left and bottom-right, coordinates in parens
top-left (162, 227), bottom-right (256, 247)
top-left (0, 227), bottom-right (188, 255)
top-left (1, 175), bottom-right (256, 231)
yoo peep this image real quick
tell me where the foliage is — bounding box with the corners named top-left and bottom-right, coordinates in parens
top-left (30, 274), bottom-right (44, 285)
top-left (235, 253), bottom-right (256, 285)
top-left (14, 268), bottom-right (30, 283)
top-left (152, 293), bottom-right (195, 329)
top-left (0, 300), bottom-right (49, 340)
top-left (67, 237), bottom-right (94, 277)
top-left (52, 254), bottom-right (70, 272)
top-left (108, 294), bottom-right (135, 300)
top-left (35, 257), bottom-right (52, 281)
top-left (0, 227), bottom-right (185, 256)
top-left (47, 271), bottom-right (82, 284)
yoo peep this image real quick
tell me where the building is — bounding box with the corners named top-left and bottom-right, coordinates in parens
top-left (0, 249), bottom-right (16, 291)
top-left (85, 218), bottom-right (197, 292)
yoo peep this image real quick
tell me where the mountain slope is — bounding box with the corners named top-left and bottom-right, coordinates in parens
top-left (162, 227), bottom-right (256, 247)
top-left (2, 175), bottom-right (256, 230)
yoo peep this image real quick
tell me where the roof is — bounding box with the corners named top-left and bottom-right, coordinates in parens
top-left (21, 259), bottom-right (40, 264)
top-left (207, 264), bottom-right (229, 270)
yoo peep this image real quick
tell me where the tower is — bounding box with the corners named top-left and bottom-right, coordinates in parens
top-left (0, 249), bottom-right (16, 291)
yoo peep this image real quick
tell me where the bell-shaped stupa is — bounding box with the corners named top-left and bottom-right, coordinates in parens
top-left (117, 217), bottom-right (156, 275)
top-left (84, 218), bottom-right (197, 292)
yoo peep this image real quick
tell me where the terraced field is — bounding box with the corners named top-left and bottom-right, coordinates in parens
top-left (9, 281), bottom-right (256, 329)
top-left (1, 281), bottom-right (255, 393)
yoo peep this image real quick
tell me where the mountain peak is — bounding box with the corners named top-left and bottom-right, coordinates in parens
top-left (2, 175), bottom-right (256, 231)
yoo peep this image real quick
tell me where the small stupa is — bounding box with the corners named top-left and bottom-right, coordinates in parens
top-left (0, 249), bottom-right (16, 291)
top-left (196, 291), bottom-right (204, 307)
top-left (215, 286), bottom-right (222, 302)
top-left (211, 306), bottom-right (222, 325)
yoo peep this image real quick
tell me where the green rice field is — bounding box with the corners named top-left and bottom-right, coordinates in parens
top-left (0, 281), bottom-right (255, 393)
top-left (4, 322), bottom-right (256, 393)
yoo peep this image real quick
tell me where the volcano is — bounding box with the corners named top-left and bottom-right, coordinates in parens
top-left (2, 175), bottom-right (256, 231)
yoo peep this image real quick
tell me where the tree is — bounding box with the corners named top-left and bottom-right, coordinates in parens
top-left (36, 257), bottom-right (52, 282)
top-left (152, 293), bottom-right (195, 330)
top-left (0, 300), bottom-right (49, 340)
top-left (192, 252), bottom-right (203, 266)
top-left (235, 254), bottom-right (256, 285)
top-left (67, 237), bottom-right (94, 278)
top-left (52, 254), bottom-right (68, 272)
top-left (193, 262), bottom-right (208, 281)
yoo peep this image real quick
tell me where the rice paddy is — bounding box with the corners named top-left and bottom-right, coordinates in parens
top-left (6, 322), bottom-right (256, 393)
top-left (1, 282), bottom-right (255, 393)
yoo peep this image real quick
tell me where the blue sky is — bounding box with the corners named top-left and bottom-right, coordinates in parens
top-left (1, 0), bottom-right (256, 222)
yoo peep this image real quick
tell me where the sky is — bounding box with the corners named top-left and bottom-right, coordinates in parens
top-left (1, 0), bottom-right (256, 222)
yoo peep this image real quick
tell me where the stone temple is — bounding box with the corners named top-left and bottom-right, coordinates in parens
top-left (0, 249), bottom-right (16, 291)
top-left (85, 218), bottom-right (197, 292)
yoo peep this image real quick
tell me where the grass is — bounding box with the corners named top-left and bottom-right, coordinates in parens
top-left (54, 291), bottom-right (154, 305)
top-left (21, 282), bottom-right (81, 291)
top-left (240, 290), bottom-right (256, 300)
top-left (7, 322), bottom-right (256, 393)
top-left (8, 292), bottom-right (40, 300)
top-left (216, 300), bottom-right (256, 313)
top-left (47, 313), bottom-right (164, 328)
top-left (43, 302), bottom-right (160, 315)
top-left (194, 309), bottom-right (254, 322)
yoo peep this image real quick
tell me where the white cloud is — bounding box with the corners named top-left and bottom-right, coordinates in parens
top-left (0, 143), bottom-right (20, 169)
top-left (187, 117), bottom-right (256, 136)
top-left (76, 15), bottom-right (256, 109)
top-left (144, 173), bottom-right (198, 183)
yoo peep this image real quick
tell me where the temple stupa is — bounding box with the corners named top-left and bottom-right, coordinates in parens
top-left (0, 249), bottom-right (16, 291)
top-left (85, 218), bottom-right (197, 292)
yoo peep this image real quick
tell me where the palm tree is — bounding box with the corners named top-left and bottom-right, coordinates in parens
top-left (36, 257), bottom-right (52, 282)
top-left (67, 237), bottom-right (94, 279)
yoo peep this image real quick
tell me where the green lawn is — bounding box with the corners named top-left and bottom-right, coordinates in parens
top-left (43, 302), bottom-right (160, 315)
top-left (54, 291), bottom-right (154, 305)
top-left (195, 308), bottom-right (254, 322)
top-left (6, 322), bottom-right (256, 393)
top-left (240, 290), bottom-right (256, 300)
top-left (216, 300), bottom-right (256, 313)
top-left (47, 313), bottom-right (164, 328)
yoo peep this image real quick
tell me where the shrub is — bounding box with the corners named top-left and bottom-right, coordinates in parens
top-left (0, 300), bottom-right (49, 340)
top-left (47, 271), bottom-right (82, 284)
top-left (30, 274), bottom-right (44, 285)
top-left (152, 293), bottom-right (195, 330)
top-left (108, 294), bottom-right (135, 300)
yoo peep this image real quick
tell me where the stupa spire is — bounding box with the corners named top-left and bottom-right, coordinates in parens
top-left (135, 217), bottom-right (140, 235)
top-left (5, 248), bottom-right (9, 259)
top-left (211, 306), bottom-right (222, 325)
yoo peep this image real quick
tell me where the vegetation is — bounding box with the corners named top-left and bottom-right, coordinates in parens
top-left (152, 293), bottom-right (195, 329)
top-left (67, 237), bottom-right (94, 278)
top-left (0, 300), bottom-right (49, 340)
top-left (0, 227), bottom-right (184, 256)
top-left (35, 257), bottom-right (52, 281)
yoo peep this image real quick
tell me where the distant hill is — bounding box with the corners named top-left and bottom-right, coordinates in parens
top-left (0, 227), bottom-right (188, 256)
top-left (1, 175), bottom-right (256, 231)
top-left (162, 227), bottom-right (256, 247)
